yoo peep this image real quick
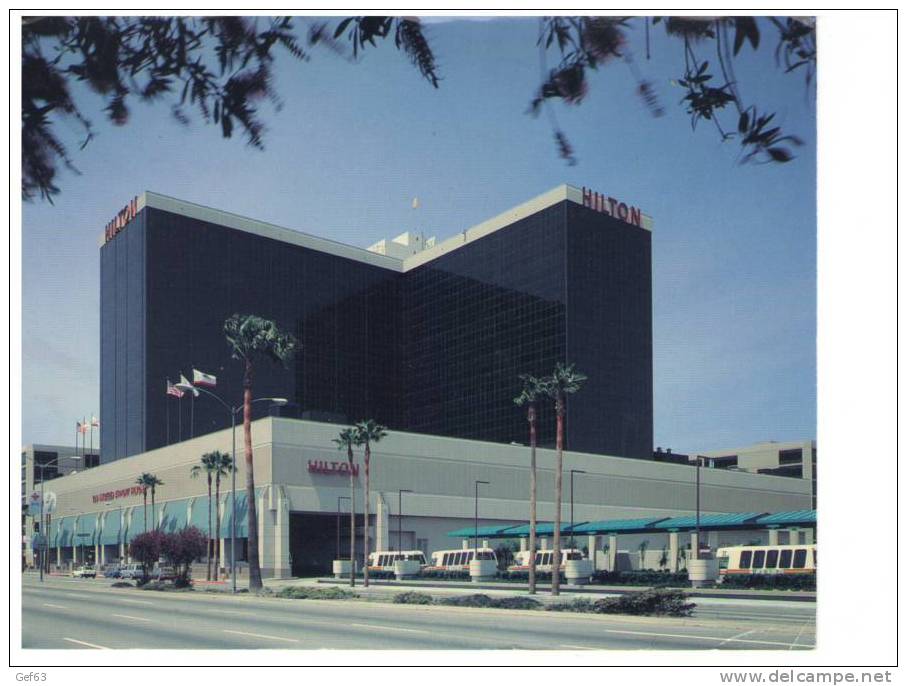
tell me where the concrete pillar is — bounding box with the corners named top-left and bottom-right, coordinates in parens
top-left (690, 532), bottom-right (700, 561)
top-left (802, 528), bottom-right (814, 544)
top-left (540, 537), bottom-right (549, 550)
top-left (588, 535), bottom-right (599, 563)
top-left (788, 528), bottom-right (801, 545)
top-left (258, 485), bottom-right (290, 579)
top-left (608, 534), bottom-right (618, 572)
top-left (768, 528), bottom-right (780, 546)
top-left (482, 539), bottom-right (489, 549)
top-left (668, 532), bottom-right (679, 573)
top-left (519, 538), bottom-right (528, 552)
top-left (375, 494), bottom-right (389, 551)
top-left (461, 539), bottom-right (469, 550)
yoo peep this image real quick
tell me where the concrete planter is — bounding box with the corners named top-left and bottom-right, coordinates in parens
top-left (393, 559), bottom-right (421, 580)
top-left (564, 558), bottom-right (594, 586)
top-left (469, 558), bottom-right (497, 582)
top-left (687, 558), bottom-right (719, 588)
top-left (332, 559), bottom-right (353, 579)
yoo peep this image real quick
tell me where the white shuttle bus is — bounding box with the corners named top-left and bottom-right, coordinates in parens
top-left (716, 544), bottom-right (816, 577)
top-left (507, 548), bottom-right (584, 574)
top-left (367, 550), bottom-right (429, 572)
top-left (428, 548), bottom-right (497, 572)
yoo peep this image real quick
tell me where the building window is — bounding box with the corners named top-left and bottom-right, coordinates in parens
top-left (779, 448), bottom-right (803, 464)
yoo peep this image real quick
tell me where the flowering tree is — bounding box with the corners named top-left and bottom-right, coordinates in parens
top-left (129, 530), bottom-right (166, 583)
top-left (162, 527), bottom-right (208, 587)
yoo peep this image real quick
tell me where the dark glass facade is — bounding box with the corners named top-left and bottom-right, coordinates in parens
top-left (100, 195), bottom-right (652, 462)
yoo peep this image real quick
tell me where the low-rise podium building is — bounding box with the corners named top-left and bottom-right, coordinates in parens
top-left (40, 417), bottom-right (813, 578)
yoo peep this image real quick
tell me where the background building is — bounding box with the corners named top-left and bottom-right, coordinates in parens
top-left (21, 443), bottom-right (99, 567)
top-left (100, 185), bottom-right (653, 463)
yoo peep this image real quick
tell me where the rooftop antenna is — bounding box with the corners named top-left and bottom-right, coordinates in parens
top-left (412, 197), bottom-right (423, 247)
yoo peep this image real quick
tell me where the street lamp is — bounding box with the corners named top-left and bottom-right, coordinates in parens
top-left (694, 455), bottom-right (704, 560)
top-left (34, 455), bottom-right (81, 582)
top-left (176, 381), bottom-right (286, 592)
top-left (336, 496), bottom-right (350, 561)
top-left (473, 480), bottom-right (489, 554)
top-left (569, 469), bottom-right (586, 550)
top-left (397, 489), bottom-right (412, 554)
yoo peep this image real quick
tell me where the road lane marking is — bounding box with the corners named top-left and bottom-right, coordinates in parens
top-left (223, 629), bottom-right (299, 643)
top-left (63, 593), bottom-right (90, 598)
top-left (63, 637), bottom-right (110, 649)
top-left (112, 614), bottom-right (153, 622)
top-left (351, 623), bottom-right (428, 634)
top-left (790, 622), bottom-right (810, 650)
top-left (719, 629), bottom-right (759, 647)
top-left (560, 644), bottom-right (599, 650)
top-left (42, 603), bottom-right (67, 609)
top-left (118, 598), bottom-right (154, 605)
top-left (598, 627), bottom-right (814, 648)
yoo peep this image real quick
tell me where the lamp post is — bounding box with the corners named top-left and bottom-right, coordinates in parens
top-left (473, 481), bottom-right (489, 554)
top-left (176, 381), bottom-right (286, 593)
top-left (569, 469), bottom-right (586, 550)
top-left (397, 489), bottom-right (412, 554)
top-left (336, 496), bottom-right (350, 560)
top-left (694, 455), bottom-right (703, 559)
top-left (35, 455), bottom-right (81, 582)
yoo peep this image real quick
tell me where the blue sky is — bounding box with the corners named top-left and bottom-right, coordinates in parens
top-left (20, 16), bottom-right (816, 452)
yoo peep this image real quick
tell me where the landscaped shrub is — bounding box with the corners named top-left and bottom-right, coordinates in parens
top-left (719, 573), bottom-right (815, 591)
top-left (438, 593), bottom-right (541, 610)
top-left (547, 598), bottom-right (598, 613)
top-left (592, 589), bottom-right (695, 616)
top-left (161, 526), bottom-right (207, 587)
top-left (129, 530), bottom-right (166, 583)
top-left (420, 569), bottom-right (470, 581)
top-left (393, 591), bottom-right (434, 605)
top-left (276, 586), bottom-right (358, 600)
top-left (110, 581), bottom-right (133, 588)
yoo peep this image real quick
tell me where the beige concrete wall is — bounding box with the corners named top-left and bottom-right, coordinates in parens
top-left (43, 421), bottom-right (274, 519)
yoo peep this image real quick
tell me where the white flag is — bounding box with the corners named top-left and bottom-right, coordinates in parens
top-left (192, 369), bottom-right (217, 388)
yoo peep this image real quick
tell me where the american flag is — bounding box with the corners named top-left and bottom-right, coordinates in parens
top-left (166, 380), bottom-right (184, 399)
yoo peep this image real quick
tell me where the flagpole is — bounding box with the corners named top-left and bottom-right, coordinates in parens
top-left (178, 396), bottom-right (182, 442)
top-left (190, 392), bottom-right (194, 439)
top-left (166, 393), bottom-right (171, 445)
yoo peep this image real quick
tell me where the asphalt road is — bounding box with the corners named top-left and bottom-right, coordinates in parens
top-left (21, 575), bottom-right (816, 650)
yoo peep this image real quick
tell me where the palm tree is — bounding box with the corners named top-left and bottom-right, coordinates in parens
top-left (333, 427), bottom-right (359, 588)
top-left (212, 451), bottom-right (234, 581)
top-left (354, 419), bottom-right (387, 588)
top-left (190, 452), bottom-right (219, 580)
top-left (147, 474), bottom-right (164, 530)
top-left (135, 473), bottom-right (152, 531)
top-left (543, 362), bottom-right (586, 596)
top-left (224, 313), bottom-right (297, 591)
top-left (514, 373), bottom-right (547, 595)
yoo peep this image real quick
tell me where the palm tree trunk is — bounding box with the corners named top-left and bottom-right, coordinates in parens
top-left (151, 488), bottom-right (157, 531)
top-left (363, 443), bottom-right (371, 588)
top-left (528, 404), bottom-right (537, 595)
top-left (552, 395), bottom-right (564, 596)
top-left (243, 360), bottom-right (263, 591)
top-left (214, 474), bottom-right (221, 582)
top-left (206, 475), bottom-right (212, 581)
top-left (348, 446), bottom-right (356, 588)
top-left (143, 492), bottom-right (148, 532)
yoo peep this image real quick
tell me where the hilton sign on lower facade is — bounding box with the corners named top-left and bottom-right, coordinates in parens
top-left (308, 460), bottom-right (360, 477)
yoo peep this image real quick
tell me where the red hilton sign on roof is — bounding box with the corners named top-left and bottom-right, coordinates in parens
top-left (104, 196), bottom-right (139, 243)
top-left (581, 186), bottom-right (643, 228)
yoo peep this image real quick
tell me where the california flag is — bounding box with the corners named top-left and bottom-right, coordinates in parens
top-left (193, 369), bottom-right (217, 388)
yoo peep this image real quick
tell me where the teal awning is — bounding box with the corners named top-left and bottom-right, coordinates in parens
top-left (57, 516), bottom-right (76, 547)
top-left (75, 514), bottom-right (98, 546)
top-left (189, 495), bottom-right (218, 535)
top-left (125, 506), bottom-right (150, 542)
top-left (755, 510), bottom-right (817, 527)
top-left (446, 524), bottom-right (524, 538)
top-left (221, 491), bottom-right (249, 539)
top-left (160, 499), bottom-right (191, 534)
top-left (99, 510), bottom-right (122, 545)
top-left (571, 517), bottom-right (670, 535)
top-left (652, 512), bottom-right (767, 531)
top-left (504, 521), bottom-right (586, 537)
top-left (47, 518), bottom-right (60, 547)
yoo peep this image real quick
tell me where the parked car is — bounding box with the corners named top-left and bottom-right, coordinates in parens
top-left (117, 563), bottom-right (144, 580)
top-left (102, 564), bottom-right (122, 578)
top-left (153, 565), bottom-right (176, 581)
top-left (71, 565), bottom-right (96, 578)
